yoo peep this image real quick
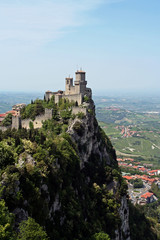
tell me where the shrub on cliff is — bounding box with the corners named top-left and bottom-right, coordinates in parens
top-left (0, 200), bottom-right (15, 240)
top-left (17, 217), bottom-right (48, 240)
top-left (2, 113), bottom-right (12, 127)
top-left (91, 232), bottom-right (110, 240)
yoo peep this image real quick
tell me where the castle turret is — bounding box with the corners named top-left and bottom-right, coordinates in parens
top-left (45, 90), bottom-right (54, 101)
top-left (74, 70), bottom-right (87, 94)
top-left (12, 116), bottom-right (21, 130)
top-left (65, 77), bottom-right (74, 95)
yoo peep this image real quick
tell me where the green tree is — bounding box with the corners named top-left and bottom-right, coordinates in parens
top-left (29, 121), bottom-right (34, 130)
top-left (34, 100), bottom-right (44, 117)
top-left (0, 141), bottom-right (15, 169)
top-left (17, 217), bottom-right (48, 240)
top-left (133, 179), bottom-right (143, 188)
top-left (0, 199), bottom-right (15, 240)
top-left (2, 113), bottom-right (12, 127)
top-left (91, 232), bottom-right (110, 240)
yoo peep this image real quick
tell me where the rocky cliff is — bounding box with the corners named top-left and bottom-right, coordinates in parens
top-left (68, 100), bottom-right (130, 240)
top-left (0, 98), bottom-right (130, 240)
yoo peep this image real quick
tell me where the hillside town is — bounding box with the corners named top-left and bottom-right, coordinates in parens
top-left (118, 157), bottom-right (160, 205)
top-left (0, 103), bottom-right (26, 124)
top-left (118, 125), bottom-right (157, 138)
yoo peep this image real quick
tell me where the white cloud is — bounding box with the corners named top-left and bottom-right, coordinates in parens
top-left (0, 0), bottom-right (121, 46)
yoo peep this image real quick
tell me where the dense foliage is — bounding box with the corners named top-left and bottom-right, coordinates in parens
top-left (1, 96), bottom-right (157, 239)
top-left (129, 201), bottom-right (160, 240)
top-left (0, 97), bottom-right (126, 240)
top-left (132, 179), bottom-right (143, 188)
top-left (17, 217), bottom-right (48, 240)
top-left (1, 113), bottom-right (12, 127)
top-left (20, 96), bottom-right (75, 121)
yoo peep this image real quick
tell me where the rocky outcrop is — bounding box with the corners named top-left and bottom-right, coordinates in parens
top-left (67, 100), bottom-right (130, 240)
top-left (68, 101), bottom-right (113, 168)
top-left (0, 99), bottom-right (130, 240)
top-left (115, 196), bottom-right (130, 240)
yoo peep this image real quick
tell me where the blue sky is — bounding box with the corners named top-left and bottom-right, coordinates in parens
top-left (0, 0), bottom-right (160, 94)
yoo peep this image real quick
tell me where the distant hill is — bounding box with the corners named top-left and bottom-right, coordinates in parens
top-left (0, 92), bottom-right (43, 113)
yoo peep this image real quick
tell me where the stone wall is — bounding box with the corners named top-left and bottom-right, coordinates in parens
top-left (12, 116), bottom-right (21, 130)
top-left (45, 92), bottom-right (54, 101)
top-left (0, 107), bottom-right (87, 131)
top-left (45, 109), bottom-right (53, 119)
top-left (55, 94), bottom-right (63, 104)
top-left (21, 115), bottom-right (46, 129)
top-left (21, 109), bottom-right (53, 130)
top-left (72, 107), bottom-right (87, 115)
top-left (62, 94), bottom-right (83, 105)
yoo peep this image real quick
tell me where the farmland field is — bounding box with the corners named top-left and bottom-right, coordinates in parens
top-left (94, 94), bottom-right (160, 167)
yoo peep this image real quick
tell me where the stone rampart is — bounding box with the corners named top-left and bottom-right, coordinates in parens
top-left (21, 115), bottom-right (46, 129)
top-left (21, 109), bottom-right (53, 129)
top-left (62, 94), bottom-right (83, 106)
top-left (72, 106), bottom-right (87, 115)
top-left (0, 106), bottom-right (88, 131)
top-left (45, 108), bottom-right (53, 119)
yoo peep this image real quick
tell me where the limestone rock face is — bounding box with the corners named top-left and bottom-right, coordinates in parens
top-left (115, 196), bottom-right (130, 240)
top-left (13, 208), bottom-right (28, 225)
top-left (67, 100), bottom-right (130, 240)
top-left (68, 101), bottom-right (112, 169)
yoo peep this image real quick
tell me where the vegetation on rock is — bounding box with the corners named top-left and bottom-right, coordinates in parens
top-left (1, 96), bottom-right (157, 239)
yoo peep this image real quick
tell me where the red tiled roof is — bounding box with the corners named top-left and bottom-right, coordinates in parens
top-left (6, 110), bottom-right (15, 114)
top-left (117, 158), bottom-right (123, 161)
top-left (0, 114), bottom-right (6, 117)
top-left (6, 110), bottom-right (17, 116)
top-left (148, 179), bottom-right (156, 183)
top-left (133, 166), bottom-right (138, 169)
top-left (148, 170), bottom-right (159, 173)
top-left (123, 176), bottom-right (133, 180)
top-left (139, 167), bottom-right (146, 171)
top-left (141, 192), bottom-right (153, 199)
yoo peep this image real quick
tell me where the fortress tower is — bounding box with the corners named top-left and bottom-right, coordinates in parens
top-left (45, 69), bottom-right (92, 105)
top-left (74, 70), bottom-right (87, 94)
top-left (65, 77), bottom-right (74, 95)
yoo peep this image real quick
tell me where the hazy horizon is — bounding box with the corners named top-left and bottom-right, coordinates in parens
top-left (0, 89), bottom-right (160, 98)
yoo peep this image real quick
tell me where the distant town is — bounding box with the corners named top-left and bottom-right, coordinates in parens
top-left (118, 157), bottom-right (160, 205)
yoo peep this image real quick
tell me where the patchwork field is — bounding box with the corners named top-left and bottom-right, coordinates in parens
top-left (94, 95), bottom-right (160, 167)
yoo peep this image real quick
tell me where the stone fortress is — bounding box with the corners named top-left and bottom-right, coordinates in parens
top-left (45, 70), bottom-right (92, 105)
top-left (0, 70), bottom-right (92, 131)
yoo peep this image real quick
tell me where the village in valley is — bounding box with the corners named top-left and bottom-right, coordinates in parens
top-left (95, 97), bottom-right (160, 206)
top-left (118, 157), bottom-right (160, 205)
